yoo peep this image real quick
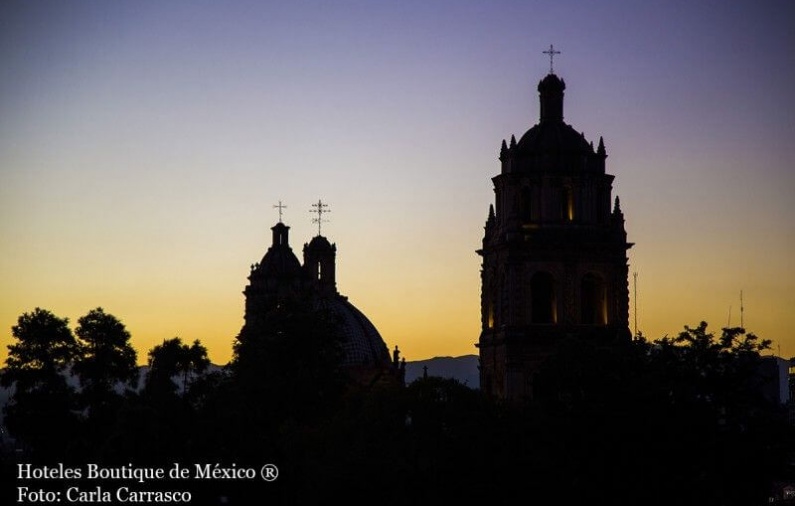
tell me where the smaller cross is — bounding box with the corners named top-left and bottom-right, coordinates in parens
top-left (542, 44), bottom-right (561, 74)
top-left (310, 199), bottom-right (330, 236)
top-left (273, 200), bottom-right (287, 223)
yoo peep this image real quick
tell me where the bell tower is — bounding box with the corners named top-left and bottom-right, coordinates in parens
top-left (477, 69), bottom-right (633, 401)
top-left (303, 235), bottom-right (337, 296)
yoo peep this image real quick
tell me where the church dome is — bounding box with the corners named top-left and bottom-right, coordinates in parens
top-left (516, 73), bottom-right (591, 155)
top-left (500, 72), bottom-right (603, 174)
top-left (259, 247), bottom-right (301, 278)
top-left (314, 295), bottom-right (391, 368)
top-left (243, 218), bottom-right (396, 376)
top-left (258, 222), bottom-right (302, 278)
top-left (516, 122), bottom-right (592, 155)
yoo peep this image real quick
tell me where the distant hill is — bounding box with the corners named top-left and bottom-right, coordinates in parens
top-left (405, 355), bottom-right (479, 388)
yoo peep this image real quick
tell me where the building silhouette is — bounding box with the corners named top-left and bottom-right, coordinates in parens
top-left (477, 71), bottom-right (632, 400)
top-left (241, 219), bottom-right (404, 382)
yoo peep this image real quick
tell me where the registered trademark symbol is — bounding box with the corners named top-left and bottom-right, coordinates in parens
top-left (260, 464), bottom-right (279, 482)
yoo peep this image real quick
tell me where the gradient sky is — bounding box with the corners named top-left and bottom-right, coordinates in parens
top-left (2, 0), bottom-right (793, 365)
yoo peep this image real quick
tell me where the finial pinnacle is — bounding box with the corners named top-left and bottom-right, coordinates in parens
top-left (310, 199), bottom-right (330, 236)
top-left (542, 44), bottom-right (561, 74)
top-left (273, 200), bottom-right (287, 223)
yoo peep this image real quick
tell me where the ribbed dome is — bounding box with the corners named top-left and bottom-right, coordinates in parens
top-left (314, 295), bottom-right (390, 368)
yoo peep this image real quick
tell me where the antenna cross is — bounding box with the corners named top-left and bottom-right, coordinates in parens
top-left (310, 199), bottom-right (330, 236)
top-left (542, 44), bottom-right (561, 74)
top-left (273, 200), bottom-right (287, 223)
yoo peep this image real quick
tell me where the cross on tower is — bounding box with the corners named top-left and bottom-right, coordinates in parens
top-left (273, 200), bottom-right (287, 223)
top-left (310, 199), bottom-right (330, 236)
top-left (542, 44), bottom-right (561, 74)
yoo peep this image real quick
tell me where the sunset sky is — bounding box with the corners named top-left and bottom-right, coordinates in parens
top-left (2, 0), bottom-right (793, 365)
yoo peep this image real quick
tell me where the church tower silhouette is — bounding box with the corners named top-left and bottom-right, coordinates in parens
top-left (477, 71), bottom-right (632, 401)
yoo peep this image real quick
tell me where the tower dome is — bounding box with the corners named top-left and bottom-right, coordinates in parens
top-left (244, 222), bottom-right (302, 318)
top-left (503, 73), bottom-right (600, 174)
top-left (257, 222), bottom-right (302, 278)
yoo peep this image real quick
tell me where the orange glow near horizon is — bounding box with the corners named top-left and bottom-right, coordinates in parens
top-left (1, 207), bottom-right (793, 366)
top-left (2, 244), bottom-right (791, 367)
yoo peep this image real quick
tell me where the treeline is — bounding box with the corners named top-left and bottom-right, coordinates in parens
top-left (1, 305), bottom-right (792, 505)
top-left (0, 307), bottom-right (215, 462)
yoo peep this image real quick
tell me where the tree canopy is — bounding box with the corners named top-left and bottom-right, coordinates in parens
top-left (1, 308), bottom-right (80, 459)
top-left (2, 308), bottom-right (78, 390)
top-left (73, 307), bottom-right (138, 405)
top-left (145, 337), bottom-right (210, 399)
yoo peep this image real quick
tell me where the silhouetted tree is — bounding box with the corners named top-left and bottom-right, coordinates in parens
top-left (144, 337), bottom-right (210, 399)
top-left (189, 300), bottom-right (346, 502)
top-left (0, 308), bottom-right (80, 458)
top-left (73, 308), bottom-right (137, 410)
top-left (145, 337), bottom-right (186, 398)
top-left (640, 323), bottom-right (784, 505)
top-left (181, 339), bottom-right (211, 395)
top-left (98, 338), bottom-right (213, 465)
top-left (528, 321), bottom-right (786, 506)
top-left (652, 322), bottom-right (772, 411)
top-left (230, 300), bottom-right (344, 428)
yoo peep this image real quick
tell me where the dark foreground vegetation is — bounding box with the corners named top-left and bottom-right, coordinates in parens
top-left (1, 305), bottom-right (791, 505)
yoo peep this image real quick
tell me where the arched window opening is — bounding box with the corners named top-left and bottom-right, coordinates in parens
top-left (317, 261), bottom-right (322, 281)
top-left (581, 273), bottom-right (607, 324)
top-left (487, 301), bottom-right (495, 329)
top-left (531, 272), bottom-right (556, 324)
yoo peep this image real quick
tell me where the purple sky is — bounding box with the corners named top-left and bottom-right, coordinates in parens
top-left (1, 0), bottom-right (793, 363)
